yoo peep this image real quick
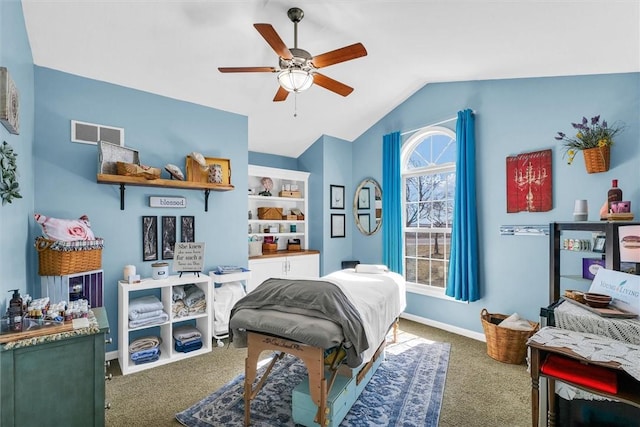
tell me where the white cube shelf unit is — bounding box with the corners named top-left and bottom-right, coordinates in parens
top-left (118, 274), bottom-right (212, 375)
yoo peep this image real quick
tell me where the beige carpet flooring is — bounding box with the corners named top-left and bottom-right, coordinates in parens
top-left (105, 318), bottom-right (531, 426)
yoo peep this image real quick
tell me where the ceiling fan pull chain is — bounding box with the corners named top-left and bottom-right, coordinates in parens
top-left (293, 93), bottom-right (298, 118)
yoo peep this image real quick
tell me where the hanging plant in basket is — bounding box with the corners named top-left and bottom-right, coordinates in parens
top-left (555, 115), bottom-right (624, 174)
top-left (0, 141), bottom-right (21, 205)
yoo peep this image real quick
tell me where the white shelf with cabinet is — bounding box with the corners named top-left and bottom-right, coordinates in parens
top-left (248, 165), bottom-right (310, 251)
top-left (117, 274), bottom-right (212, 375)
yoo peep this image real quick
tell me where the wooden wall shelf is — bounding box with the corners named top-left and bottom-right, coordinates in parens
top-left (96, 173), bottom-right (234, 211)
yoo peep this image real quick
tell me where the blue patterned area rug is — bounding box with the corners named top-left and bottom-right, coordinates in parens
top-left (176, 338), bottom-right (450, 426)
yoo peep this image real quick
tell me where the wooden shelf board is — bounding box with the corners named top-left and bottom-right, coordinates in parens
top-left (97, 174), bottom-right (234, 191)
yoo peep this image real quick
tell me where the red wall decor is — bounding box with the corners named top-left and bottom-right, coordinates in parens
top-left (506, 149), bottom-right (552, 212)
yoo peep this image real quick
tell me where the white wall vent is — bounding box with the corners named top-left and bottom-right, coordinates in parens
top-left (71, 120), bottom-right (124, 146)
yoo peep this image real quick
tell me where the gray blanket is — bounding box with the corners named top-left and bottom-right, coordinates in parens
top-left (230, 277), bottom-right (369, 367)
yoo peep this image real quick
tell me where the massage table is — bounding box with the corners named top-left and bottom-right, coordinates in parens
top-left (229, 267), bottom-right (406, 426)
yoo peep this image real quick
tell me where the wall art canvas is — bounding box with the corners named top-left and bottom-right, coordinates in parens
top-left (162, 216), bottom-right (176, 260)
top-left (0, 67), bottom-right (19, 135)
top-left (142, 216), bottom-right (158, 261)
top-left (506, 149), bottom-right (552, 213)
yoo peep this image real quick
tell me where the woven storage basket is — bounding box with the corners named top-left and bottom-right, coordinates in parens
top-left (582, 145), bottom-right (610, 174)
top-left (480, 308), bottom-right (539, 364)
top-left (35, 237), bottom-right (103, 276)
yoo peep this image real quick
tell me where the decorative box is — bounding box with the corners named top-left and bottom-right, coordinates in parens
top-left (279, 190), bottom-right (302, 198)
top-left (98, 141), bottom-right (139, 175)
top-left (262, 243), bottom-right (277, 252)
top-left (185, 155), bottom-right (232, 185)
top-left (257, 207), bottom-right (283, 220)
top-left (582, 258), bottom-right (605, 280)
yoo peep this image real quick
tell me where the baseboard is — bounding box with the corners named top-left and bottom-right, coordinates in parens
top-left (400, 312), bottom-right (486, 342)
top-left (106, 350), bottom-right (118, 361)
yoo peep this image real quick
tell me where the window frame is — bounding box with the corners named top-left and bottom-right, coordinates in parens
top-left (401, 126), bottom-right (458, 299)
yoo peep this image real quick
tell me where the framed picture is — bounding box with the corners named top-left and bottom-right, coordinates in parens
top-left (162, 216), bottom-right (177, 260)
top-left (358, 187), bottom-right (370, 210)
top-left (142, 216), bottom-right (158, 261)
top-left (330, 185), bottom-right (345, 209)
top-left (0, 67), bottom-right (20, 135)
top-left (358, 213), bottom-right (370, 233)
top-left (181, 216), bottom-right (195, 242)
top-left (593, 235), bottom-right (606, 253)
top-left (331, 214), bottom-right (345, 238)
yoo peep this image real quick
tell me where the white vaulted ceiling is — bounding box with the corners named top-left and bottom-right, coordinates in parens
top-left (21, 0), bottom-right (640, 157)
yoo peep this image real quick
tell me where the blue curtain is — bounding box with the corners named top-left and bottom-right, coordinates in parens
top-left (382, 131), bottom-right (403, 274)
top-left (446, 109), bottom-right (479, 302)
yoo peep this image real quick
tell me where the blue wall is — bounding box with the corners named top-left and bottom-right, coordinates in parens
top-left (350, 73), bottom-right (640, 332)
top-left (33, 67), bottom-right (248, 351)
top-left (0, 0), bottom-right (35, 313)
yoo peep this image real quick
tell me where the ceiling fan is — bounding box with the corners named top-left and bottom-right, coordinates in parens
top-left (218, 7), bottom-right (367, 102)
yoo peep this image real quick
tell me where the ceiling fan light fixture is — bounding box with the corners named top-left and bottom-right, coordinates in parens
top-left (278, 69), bottom-right (314, 93)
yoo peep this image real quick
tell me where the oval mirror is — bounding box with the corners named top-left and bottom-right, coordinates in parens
top-left (353, 178), bottom-right (382, 235)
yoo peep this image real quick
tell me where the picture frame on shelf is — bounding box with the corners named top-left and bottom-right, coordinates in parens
top-left (330, 185), bottom-right (345, 209)
top-left (358, 187), bottom-right (370, 210)
top-left (162, 216), bottom-right (176, 260)
top-left (593, 235), bottom-right (606, 253)
top-left (331, 214), bottom-right (345, 238)
top-left (181, 216), bottom-right (195, 242)
top-left (142, 216), bottom-right (158, 261)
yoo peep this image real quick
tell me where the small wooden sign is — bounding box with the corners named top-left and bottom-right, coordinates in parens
top-left (173, 242), bottom-right (205, 273)
top-left (149, 196), bottom-right (186, 208)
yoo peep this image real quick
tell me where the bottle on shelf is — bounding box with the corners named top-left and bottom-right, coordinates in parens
top-left (7, 289), bottom-right (23, 332)
top-left (607, 179), bottom-right (623, 213)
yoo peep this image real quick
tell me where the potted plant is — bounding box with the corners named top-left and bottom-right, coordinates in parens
top-left (555, 115), bottom-right (624, 173)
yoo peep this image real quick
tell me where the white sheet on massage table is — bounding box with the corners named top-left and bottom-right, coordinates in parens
top-left (320, 269), bottom-right (406, 364)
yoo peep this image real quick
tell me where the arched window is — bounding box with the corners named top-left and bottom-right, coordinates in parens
top-left (401, 126), bottom-right (456, 294)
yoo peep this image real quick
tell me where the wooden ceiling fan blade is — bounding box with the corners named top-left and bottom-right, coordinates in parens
top-left (311, 43), bottom-right (367, 68)
top-left (218, 66), bottom-right (277, 73)
top-left (313, 73), bottom-right (354, 97)
top-left (273, 86), bottom-right (290, 102)
top-left (254, 23), bottom-right (293, 59)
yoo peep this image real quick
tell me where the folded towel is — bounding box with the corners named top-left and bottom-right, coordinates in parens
top-left (174, 340), bottom-right (203, 353)
top-left (129, 295), bottom-right (164, 320)
top-left (175, 336), bottom-right (202, 346)
top-left (354, 264), bottom-right (389, 274)
top-left (128, 312), bottom-right (169, 329)
top-left (173, 325), bottom-right (202, 341)
top-left (498, 313), bottom-right (535, 331)
top-left (133, 351), bottom-right (161, 365)
top-left (128, 335), bottom-right (162, 353)
top-left (130, 347), bottom-right (160, 361)
top-left (184, 285), bottom-right (205, 307)
top-left (172, 285), bottom-right (186, 302)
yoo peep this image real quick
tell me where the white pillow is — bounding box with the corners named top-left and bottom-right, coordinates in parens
top-left (35, 214), bottom-right (96, 241)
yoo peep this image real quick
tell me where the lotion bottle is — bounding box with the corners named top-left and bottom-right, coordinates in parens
top-left (8, 289), bottom-right (23, 332)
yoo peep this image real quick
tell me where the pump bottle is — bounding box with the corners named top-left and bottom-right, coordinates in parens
top-left (8, 289), bottom-right (23, 332)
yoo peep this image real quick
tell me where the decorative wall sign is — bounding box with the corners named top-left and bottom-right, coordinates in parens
top-left (506, 149), bottom-right (552, 213)
top-left (149, 196), bottom-right (186, 208)
top-left (173, 242), bottom-right (205, 273)
top-left (0, 67), bottom-right (19, 135)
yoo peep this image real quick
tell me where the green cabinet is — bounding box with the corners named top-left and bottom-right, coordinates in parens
top-left (0, 307), bottom-right (109, 427)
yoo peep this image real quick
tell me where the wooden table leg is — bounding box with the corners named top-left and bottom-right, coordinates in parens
top-left (547, 378), bottom-right (556, 427)
top-left (530, 346), bottom-right (540, 427)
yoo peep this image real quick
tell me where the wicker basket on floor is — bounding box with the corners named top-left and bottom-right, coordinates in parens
top-left (480, 308), bottom-right (539, 364)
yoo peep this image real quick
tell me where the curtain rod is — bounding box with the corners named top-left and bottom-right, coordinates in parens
top-left (400, 110), bottom-right (476, 137)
